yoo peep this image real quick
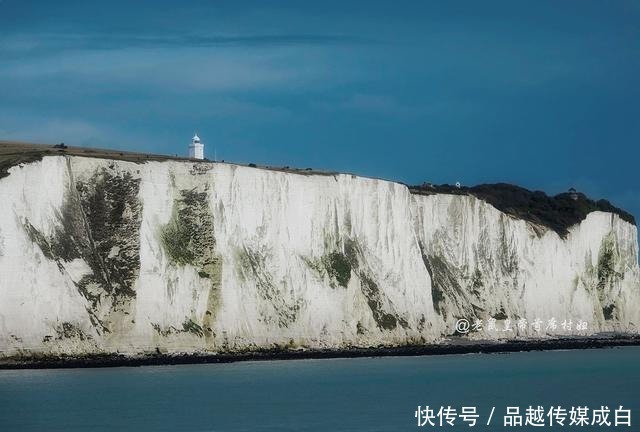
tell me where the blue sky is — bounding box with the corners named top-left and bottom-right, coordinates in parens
top-left (1, 0), bottom-right (639, 221)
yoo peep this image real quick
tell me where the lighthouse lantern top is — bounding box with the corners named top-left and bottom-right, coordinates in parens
top-left (189, 133), bottom-right (204, 159)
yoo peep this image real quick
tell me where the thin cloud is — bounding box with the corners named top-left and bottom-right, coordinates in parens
top-left (0, 46), bottom-right (345, 92)
top-left (0, 33), bottom-right (373, 56)
top-left (339, 94), bottom-right (411, 115)
top-left (315, 94), bottom-right (454, 118)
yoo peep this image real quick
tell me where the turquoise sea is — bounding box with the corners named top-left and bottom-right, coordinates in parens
top-left (1, 347), bottom-right (638, 431)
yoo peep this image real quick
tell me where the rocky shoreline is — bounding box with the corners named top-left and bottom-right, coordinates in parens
top-left (2, 335), bottom-right (639, 370)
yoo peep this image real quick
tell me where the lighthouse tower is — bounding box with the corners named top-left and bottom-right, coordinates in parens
top-left (189, 134), bottom-right (204, 159)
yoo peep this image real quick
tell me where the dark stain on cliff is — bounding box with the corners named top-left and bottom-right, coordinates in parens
top-left (161, 187), bottom-right (220, 274)
top-left (470, 269), bottom-right (484, 295)
top-left (602, 304), bottom-right (617, 321)
top-left (323, 252), bottom-right (352, 288)
top-left (55, 322), bottom-right (90, 341)
top-left (160, 185), bottom-right (222, 335)
top-left (498, 222), bottom-right (519, 275)
top-left (342, 238), bottom-right (409, 331)
top-left (304, 250), bottom-right (352, 289)
top-left (23, 221), bottom-right (56, 261)
top-left (237, 245), bottom-right (302, 328)
top-left (596, 234), bottom-right (621, 294)
top-left (492, 307), bottom-right (508, 320)
top-left (418, 245), bottom-right (446, 316)
top-left (21, 166), bottom-right (143, 335)
top-left (419, 241), bottom-right (483, 322)
top-left (74, 168), bottom-right (142, 299)
top-left (421, 254), bottom-right (464, 319)
top-left (359, 273), bottom-right (400, 330)
top-left (595, 234), bottom-right (622, 321)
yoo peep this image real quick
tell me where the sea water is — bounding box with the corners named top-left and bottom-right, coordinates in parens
top-left (0, 347), bottom-right (638, 431)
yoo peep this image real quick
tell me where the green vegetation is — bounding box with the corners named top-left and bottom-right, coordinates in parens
top-left (151, 318), bottom-right (205, 338)
top-left (596, 235), bottom-right (620, 293)
top-left (0, 151), bottom-right (45, 180)
top-left (75, 169), bottom-right (142, 299)
top-left (22, 167), bottom-right (142, 325)
top-left (410, 182), bottom-right (635, 237)
top-left (304, 241), bottom-right (407, 331)
top-left (360, 274), bottom-right (398, 330)
top-left (470, 269), bottom-right (483, 293)
top-left (431, 285), bottom-right (445, 314)
top-left (162, 214), bottom-right (197, 265)
top-left (602, 304), bottom-right (616, 320)
top-left (182, 319), bottom-right (204, 337)
top-left (237, 246), bottom-right (302, 327)
top-left (417, 315), bottom-right (427, 332)
top-left (161, 188), bottom-right (217, 271)
top-left (492, 307), bottom-right (508, 320)
top-left (499, 225), bottom-right (519, 274)
top-left (22, 221), bottom-right (55, 260)
top-left (422, 254), bottom-right (461, 318)
top-left (151, 323), bottom-right (173, 337)
top-left (55, 322), bottom-right (89, 341)
top-left (160, 186), bottom-right (222, 330)
top-left (303, 250), bottom-right (352, 289)
top-left (323, 252), bottom-right (352, 288)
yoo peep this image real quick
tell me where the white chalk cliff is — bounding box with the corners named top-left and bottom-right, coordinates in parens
top-left (0, 155), bottom-right (638, 358)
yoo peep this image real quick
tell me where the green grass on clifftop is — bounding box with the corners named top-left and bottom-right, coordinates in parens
top-left (410, 182), bottom-right (635, 237)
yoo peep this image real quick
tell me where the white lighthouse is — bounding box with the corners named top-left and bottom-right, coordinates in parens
top-left (189, 134), bottom-right (204, 159)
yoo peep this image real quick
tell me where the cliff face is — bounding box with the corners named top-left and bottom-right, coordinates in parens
top-left (0, 155), bottom-right (638, 358)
